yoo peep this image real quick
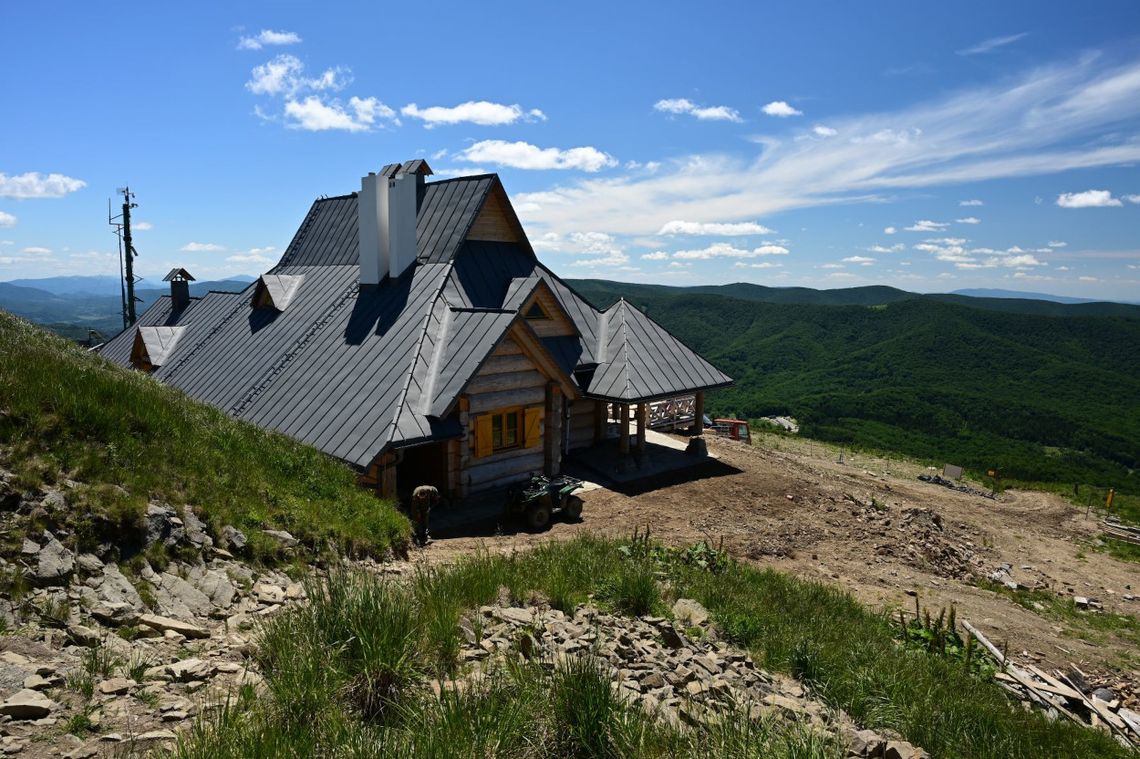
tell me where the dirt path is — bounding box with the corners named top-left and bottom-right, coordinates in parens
top-left (428, 434), bottom-right (1139, 695)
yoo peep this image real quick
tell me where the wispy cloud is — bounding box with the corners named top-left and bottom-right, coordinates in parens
top-left (959, 199), bottom-right (984, 206)
top-left (0, 172), bottom-right (86, 199)
top-left (237, 29), bottom-right (301, 51)
top-left (955, 216), bottom-right (981, 224)
top-left (883, 226), bottom-right (897, 235)
top-left (0, 211), bottom-right (15, 228)
top-left (181, 242), bottom-right (225, 252)
top-left (761, 100), bottom-right (802, 117)
top-left (843, 255), bottom-right (875, 265)
top-left (657, 220), bottom-right (773, 236)
top-left (670, 242), bottom-right (789, 260)
top-left (133, 221), bottom-right (153, 231)
top-left (905, 220), bottom-right (949, 232)
top-left (654, 98), bottom-right (742, 122)
top-left (956, 32), bottom-right (1028, 56)
top-left (246, 54), bottom-right (397, 132)
top-left (401, 101), bottom-right (546, 127)
top-left (456, 140), bottom-right (616, 172)
top-left (514, 56), bottom-right (1140, 238)
top-left (1056, 189), bottom-right (1123, 208)
top-left (812, 125), bottom-right (837, 137)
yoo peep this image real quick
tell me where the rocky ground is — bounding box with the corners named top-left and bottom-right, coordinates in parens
top-left (431, 433), bottom-right (1140, 709)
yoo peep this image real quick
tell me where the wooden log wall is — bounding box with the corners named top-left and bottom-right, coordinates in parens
top-left (566, 399), bottom-right (597, 451)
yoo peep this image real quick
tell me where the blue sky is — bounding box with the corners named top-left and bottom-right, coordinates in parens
top-left (2, 2), bottom-right (1139, 299)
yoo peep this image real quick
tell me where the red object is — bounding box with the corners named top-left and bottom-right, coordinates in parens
top-left (713, 418), bottom-right (751, 443)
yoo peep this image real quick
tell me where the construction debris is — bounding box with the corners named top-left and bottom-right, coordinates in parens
top-left (917, 474), bottom-right (993, 499)
top-left (963, 620), bottom-right (1139, 749)
top-left (1102, 519), bottom-right (1140, 546)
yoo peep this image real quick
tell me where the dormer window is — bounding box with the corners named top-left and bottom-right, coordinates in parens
top-left (251, 274), bottom-right (304, 311)
top-left (130, 326), bottom-right (185, 372)
top-left (525, 301), bottom-right (549, 320)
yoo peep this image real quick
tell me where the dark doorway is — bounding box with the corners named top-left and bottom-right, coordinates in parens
top-left (396, 441), bottom-right (450, 501)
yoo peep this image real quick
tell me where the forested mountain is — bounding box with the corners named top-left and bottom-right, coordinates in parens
top-left (569, 280), bottom-right (1140, 492)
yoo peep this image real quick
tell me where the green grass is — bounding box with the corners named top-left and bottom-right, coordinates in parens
top-left (980, 580), bottom-right (1140, 648)
top-left (0, 310), bottom-right (407, 560)
top-left (169, 536), bottom-right (1130, 759)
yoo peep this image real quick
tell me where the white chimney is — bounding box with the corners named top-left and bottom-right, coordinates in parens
top-left (387, 171), bottom-right (418, 278)
top-left (358, 172), bottom-right (388, 286)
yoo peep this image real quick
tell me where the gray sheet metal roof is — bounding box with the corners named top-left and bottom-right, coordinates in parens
top-left (136, 326), bottom-right (186, 366)
top-left (586, 299), bottom-right (733, 402)
top-left (98, 171), bottom-right (731, 469)
top-left (255, 274), bottom-right (305, 310)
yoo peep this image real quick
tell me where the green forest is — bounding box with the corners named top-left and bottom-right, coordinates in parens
top-left (569, 281), bottom-right (1140, 496)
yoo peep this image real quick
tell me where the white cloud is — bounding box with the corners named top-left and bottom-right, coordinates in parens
top-left (0, 211), bottom-right (15, 228)
top-left (1079, 276), bottom-right (1098, 282)
top-left (225, 247), bottom-right (276, 266)
top-left (1047, 240), bottom-right (1067, 248)
top-left (957, 32), bottom-right (1028, 56)
top-left (955, 216), bottom-right (981, 224)
top-left (570, 252), bottom-right (630, 267)
top-left (401, 101), bottom-right (546, 127)
top-left (868, 244), bottom-right (904, 253)
top-left (671, 242), bottom-right (789, 260)
top-left (811, 125), bottom-right (838, 137)
top-left (904, 219), bottom-right (949, 232)
top-left (1056, 189), bottom-right (1124, 208)
top-left (284, 96), bottom-right (396, 132)
top-left (513, 56), bottom-right (1140, 242)
top-left (959, 199), bottom-right (984, 206)
top-left (1004, 254), bottom-right (1043, 267)
top-left (1056, 265), bottom-right (1071, 271)
top-left (181, 242), bottom-right (224, 252)
top-left (456, 140), bottom-right (616, 172)
top-left (246, 54), bottom-right (346, 97)
top-left (0, 172), bottom-right (86, 199)
top-left (641, 251), bottom-right (670, 261)
top-left (1126, 194), bottom-right (1140, 204)
top-left (883, 226), bottom-right (897, 235)
top-left (657, 220), bottom-right (773, 236)
top-left (654, 98), bottom-right (741, 122)
top-left (762, 101), bottom-right (802, 117)
top-left (21, 246), bottom-right (51, 255)
top-left (133, 221), bottom-right (153, 231)
top-left (842, 255), bottom-right (875, 265)
top-left (237, 29), bottom-right (301, 50)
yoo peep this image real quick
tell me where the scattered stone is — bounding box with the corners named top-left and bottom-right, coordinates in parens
top-left (97, 677), bottom-right (135, 696)
top-left (846, 728), bottom-right (886, 757)
top-left (166, 658), bottom-right (216, 683)
top-left (75, 553), bottom-right (104, 574)
top-left (262, 529), bottom-right (298, 548)
top-left (219, 525), bottom-right (247, 551)
top-left (138, 613), bottom-right (209, 639)
top-left (33, 532), bottom-right (74, 586)
top-left (0, 689), bottom-right (55, 719)
top-left (135, 729), bottom-right (177, 742)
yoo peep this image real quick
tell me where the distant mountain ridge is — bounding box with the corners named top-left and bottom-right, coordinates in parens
top-left (949, 288), bottom-right (1134, 305)
top-left (565, 280), bottom-right (1140, 319)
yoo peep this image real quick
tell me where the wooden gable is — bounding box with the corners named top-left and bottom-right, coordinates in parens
top-left (465, 183), bottom-right (524, 243)
top-left (520, 283), bottom-right (578, 339)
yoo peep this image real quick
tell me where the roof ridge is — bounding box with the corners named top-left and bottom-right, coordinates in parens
top-left (384, 262), bottom-right (455, 446)
top-left (419, 300), bottom-right (452, 416)
top-left (615, 299), bottom-right (632, 398)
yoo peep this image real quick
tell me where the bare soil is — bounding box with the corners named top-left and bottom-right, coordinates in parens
top-left (428, 433), bottom-right (1140, 698)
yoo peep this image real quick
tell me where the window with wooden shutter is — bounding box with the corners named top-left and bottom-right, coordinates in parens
top-left (475, 415), bottom-right (493, 458)
top-left (524, 407), bottom-right (543, 449)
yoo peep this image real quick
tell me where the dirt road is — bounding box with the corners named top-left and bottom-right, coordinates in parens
top-left (428, 433), bottom-right (1139, 697)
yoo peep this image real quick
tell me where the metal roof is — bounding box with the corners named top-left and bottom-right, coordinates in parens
top-left (98, 171), bottom-right (732, 468)
top-left (135, 326), bottom-right (186, 366)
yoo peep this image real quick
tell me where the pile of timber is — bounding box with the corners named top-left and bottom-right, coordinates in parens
top-left (963, 620), bottom-right (1140, 749)
top-left (1102, 518), bottom-right (1140, 546)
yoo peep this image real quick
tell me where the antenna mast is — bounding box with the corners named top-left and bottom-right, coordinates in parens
top-left (108, 187), bottom-right (142, 329)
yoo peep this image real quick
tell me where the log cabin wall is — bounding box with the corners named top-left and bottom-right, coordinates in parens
top-left (566, 399), bottom-right (597, 451)
top-left (461, 335), bottom-right (549, 494)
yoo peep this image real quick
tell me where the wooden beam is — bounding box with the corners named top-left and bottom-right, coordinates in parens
top-left (619, 404), bottom-right (630, 454)
top-left (692, 391), bottom-right (705, 435)
top-left (545, 383), bottom-right (562, 476)
top-left (636, 402), bottom-right (647, 454)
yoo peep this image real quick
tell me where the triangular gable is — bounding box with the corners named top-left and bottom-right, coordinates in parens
top-left (503, 277), bottom-right (581, 339)
top-left (426, 307), bottom-right (578, 419)
top-left (251, 274), bottom-right (304, 311)
top-left (131, 326), bottom-right (186, 370)
top-left (464, 179), bottom-right (534, 256)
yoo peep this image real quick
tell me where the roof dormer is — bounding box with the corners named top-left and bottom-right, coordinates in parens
top-left (251, 274), bottom-right (304, 311)
top-left (130, 326), bottom-right (185, 372)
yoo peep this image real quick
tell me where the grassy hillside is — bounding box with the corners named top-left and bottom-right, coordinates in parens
top-left (0, 310), bottom-right (407, 560)
top-left (568, 282), bottom-right (1140, 495)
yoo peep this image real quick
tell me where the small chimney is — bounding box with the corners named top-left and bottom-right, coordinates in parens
top-left (358, 160), bottom-right (433, 285)
top-left (162, 268), bottom-right (195, 312)
top-left (358, 172), bottom-right (389, 286)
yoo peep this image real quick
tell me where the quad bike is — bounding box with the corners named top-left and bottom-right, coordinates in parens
top-left (506, 474), bottom-right (585, 530)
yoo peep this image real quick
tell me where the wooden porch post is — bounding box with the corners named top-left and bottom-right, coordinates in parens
top-left (635, 402), bottom-right (647, 455)
top-left (544, 383), bottom-right (563, 476)
top-left (457, 397), bottom-right (471, 500)
top-left (618, 404), bottom-right (630, 455)
top-left (380, 452), bottom-right (398, 500)
top-left (593, 399), bottom-right (605, 443)
top-left (692, 391), bottom-right (705, 435)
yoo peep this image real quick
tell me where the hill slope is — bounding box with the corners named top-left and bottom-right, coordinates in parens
top-left (568, 281), bottom-right (1140, 492)
top-left (0, 310), bottom-right (406, 559)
